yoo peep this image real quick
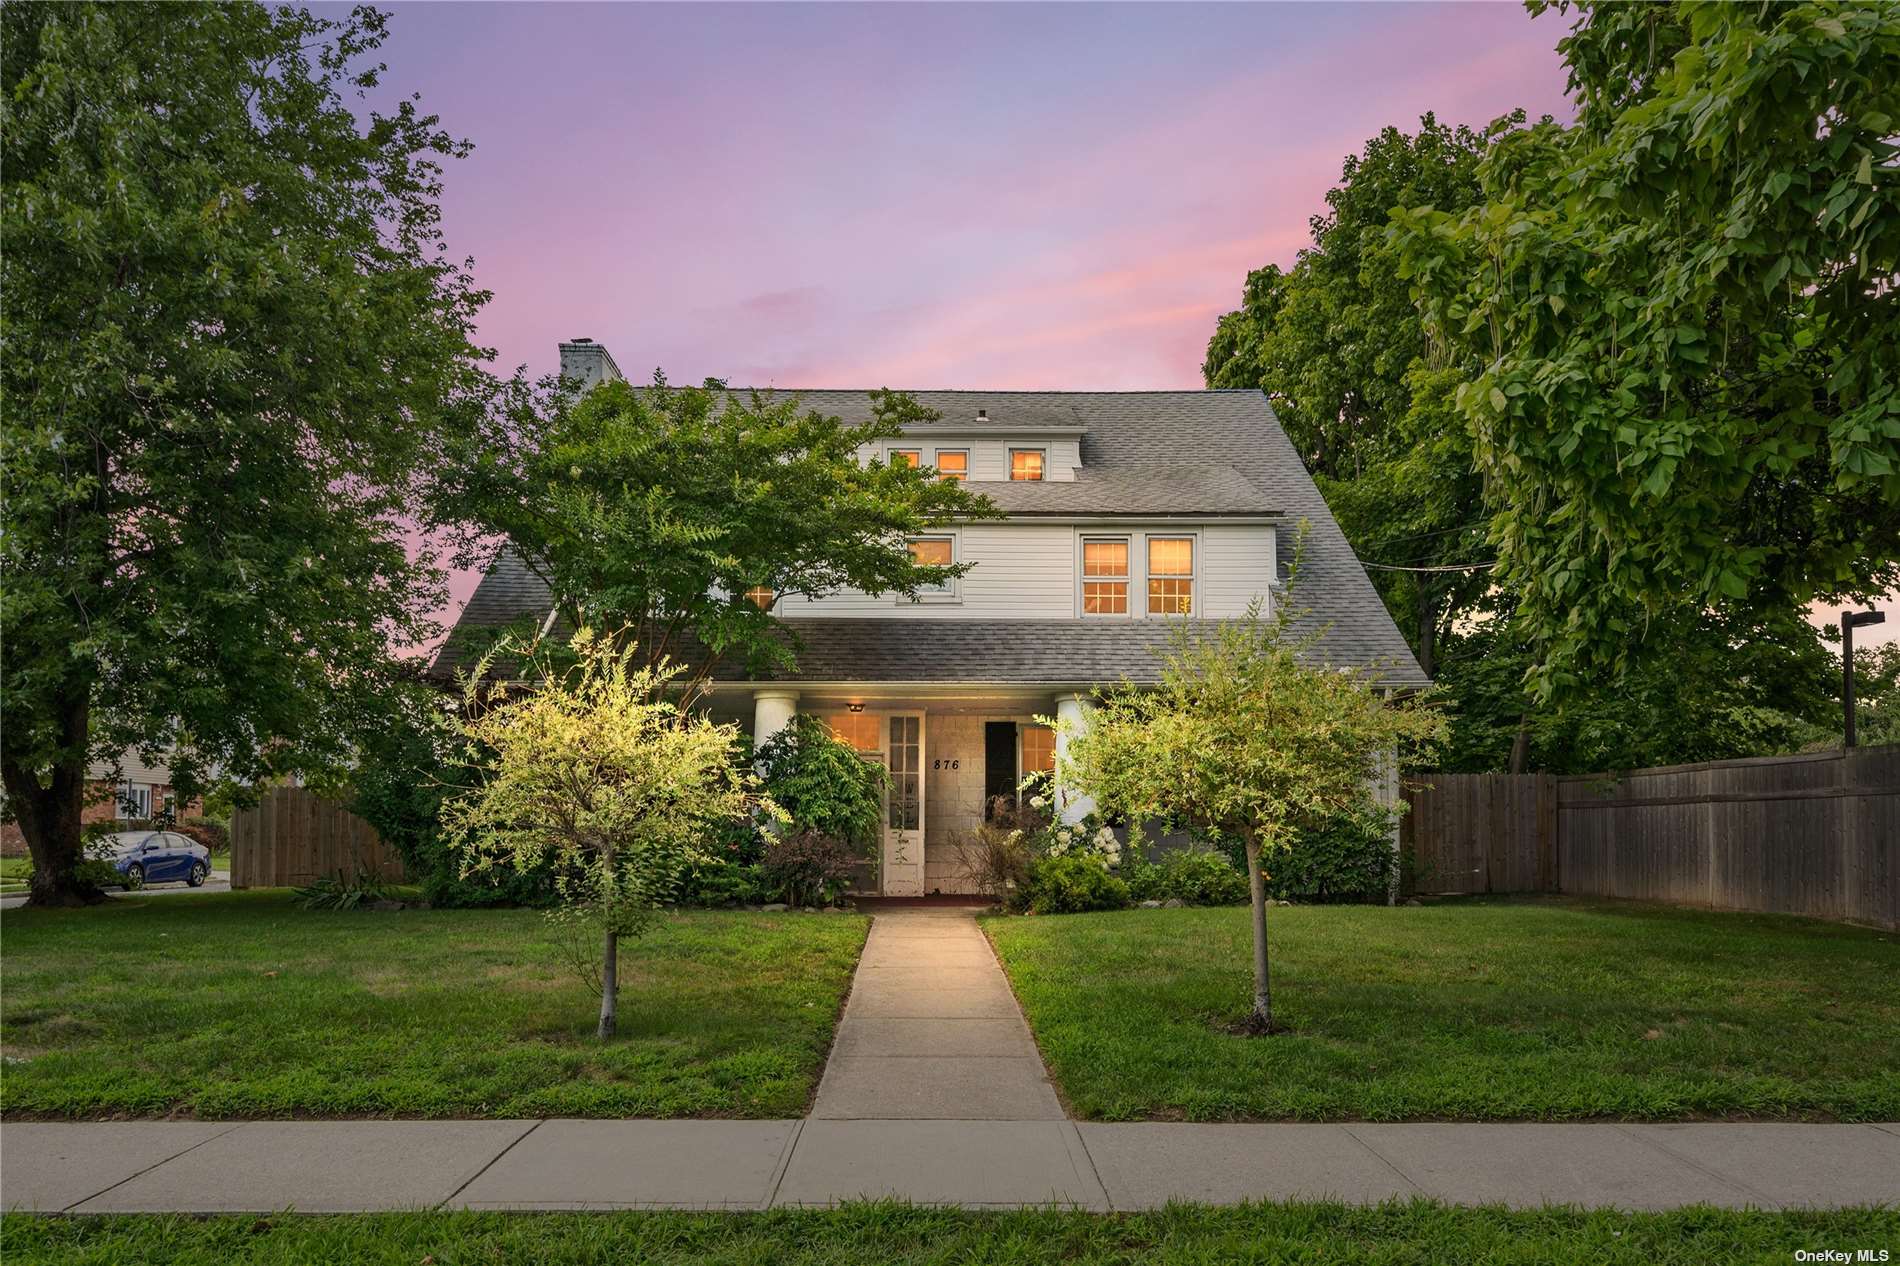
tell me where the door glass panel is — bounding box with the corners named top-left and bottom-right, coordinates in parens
top-left (888, 715), bottom-right (920, 830)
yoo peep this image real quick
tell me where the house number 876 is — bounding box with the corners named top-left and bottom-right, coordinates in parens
top-left (932, 758), bottom-right (960, 770)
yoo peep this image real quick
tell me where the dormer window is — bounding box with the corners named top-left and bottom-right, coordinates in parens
top-left (1009, 448), bottom-right (1045, 481)
top-left (890, 449), bottom-right (921, 468)
top-left (935, 450), bottom-right (968, 482)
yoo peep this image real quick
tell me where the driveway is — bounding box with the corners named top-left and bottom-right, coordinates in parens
top-left (0, 872), bottom-right (231, 910)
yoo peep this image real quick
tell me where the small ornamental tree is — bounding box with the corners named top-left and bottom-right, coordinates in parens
top-left (754, 715), bottom-right (885, 849)
top-left (444, 632), bottom-right (763, 1039)
top-left (1061, 601), bottom-right (1443, 1034)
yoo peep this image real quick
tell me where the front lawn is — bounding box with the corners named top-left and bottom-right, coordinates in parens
top-left (8, 1202), bottom-right (1895, 1266)
top-left (0, 892), bottom-right (867, 1119)
top-left (983, 898), bottom-right (1900, 1122)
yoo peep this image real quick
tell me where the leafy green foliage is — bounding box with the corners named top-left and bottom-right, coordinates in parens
top-left (673, 857), bottom-right (765, 908)
top-left (755, 716), bottom-right (886, 848)
top-left (1205, 117), bottom-right (1506, 681)
top-left (1020, 854), bottom-right (1131, 915)
top-left (292, 873), bottom-right (397, 912)
top-left (436, 375), bottom-right (999, 683)
top-left (1849, 640), bottom-right (1900, 745)
top-left (1390, 2), bottom-right (1900, 695)
top-left (446, 631), bottom-right (764, 1033)
top-left (1126, 849), bottom-right (1251, 907)
top-left (1266, 806), bottom-right (1398, 904)
top-left (0, 3), bottom-right (490, 902)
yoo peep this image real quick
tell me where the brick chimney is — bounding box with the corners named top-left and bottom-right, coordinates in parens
top-left (557, 338), bottom-right (623, 391)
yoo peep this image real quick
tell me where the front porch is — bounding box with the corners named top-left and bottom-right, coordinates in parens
top-left (712, 684), bottom-right (1090, 897)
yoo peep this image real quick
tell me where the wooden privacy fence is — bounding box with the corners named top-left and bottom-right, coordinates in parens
top-left (230, 787), bottom-right (407, 889)
top-left (1402, 745), bottom-right (1899, 929)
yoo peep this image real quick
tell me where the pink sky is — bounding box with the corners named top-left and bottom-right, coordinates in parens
top-left (373, 2), bottom-right (1893, 647)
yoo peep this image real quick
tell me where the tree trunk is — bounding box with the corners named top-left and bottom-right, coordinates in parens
top-left (0, 676), bottom-right (105, 908)
top-left (1507, 714), bottom-right (1531, 776)
top-left (597, 927), bottom-right (619, 1039)
top-left (1414, 584), bottom-right (1439, 679)
top-left (1242, 835), bottom-right (1273, 1034)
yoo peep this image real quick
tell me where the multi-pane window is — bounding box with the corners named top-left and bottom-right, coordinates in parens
top-left (889, 448), bottom-right (921, 468)
top-left (908, 536), bottom-right (955, 595)
top-left (1020, 725), bottom-right (1056, 775)
top-left (743, 585), bottom-right (775, 610)
top-left (1009, 449), bottom-right (1045, 481)
top-left (1081, 538), bottom-right (1130, 614)
top-left (1147, 537), bottom-right (1194, 615)
top-left (934, 450), bottom-right (968, 482)
top-left (118, 783), bottom-right (152, 820)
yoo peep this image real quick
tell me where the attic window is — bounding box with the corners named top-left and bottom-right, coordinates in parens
top-left (934, 450), bottom-right (968, 482)
top-left (1009, 449), bottom-right (1045, 481)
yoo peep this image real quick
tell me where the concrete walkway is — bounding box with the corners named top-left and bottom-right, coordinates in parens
top-left (4, 906), bottom-right (1898, 1214)
top-left (6, 1120), bottom-right (1897, 1213)
top-left (810, 906), bottom-right (1063, 1122)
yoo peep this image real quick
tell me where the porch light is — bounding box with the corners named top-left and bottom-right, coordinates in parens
top-left (846, 702), bottom-right (865, 713)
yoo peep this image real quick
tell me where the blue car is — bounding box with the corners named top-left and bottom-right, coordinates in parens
top-left (100, 830), bottom-right (211, 890)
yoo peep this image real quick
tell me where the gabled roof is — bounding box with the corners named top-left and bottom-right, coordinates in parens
top-left (429, 389), bottom-right (1428, 687)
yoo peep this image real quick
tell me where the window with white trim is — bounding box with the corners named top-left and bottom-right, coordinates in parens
top-left (1146, 536), bottom-right (1194, 615)
top-left (118, 783), bottom-right (152, 820)
top-left (1009, 448), bottom-right (1045, 481)
top-left (889, 448), bottom-right (921, 468)
top-left (742, 585), bottom-right (775, 610)
top-left (907, 536), bottom-right (956, 597)
top-left (934, 450), bottom-right (968, 482)
top-left (1081, 538), bottom-right (1130, 615)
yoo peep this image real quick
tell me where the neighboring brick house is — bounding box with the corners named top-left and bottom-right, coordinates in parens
top-left (433, 338), bottom-right (1426, 895)
top-left (0, 752), bottom-right (198, 856)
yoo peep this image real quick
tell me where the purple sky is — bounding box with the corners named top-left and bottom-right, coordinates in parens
top-left (375, 2), bottom-right (1893, 646)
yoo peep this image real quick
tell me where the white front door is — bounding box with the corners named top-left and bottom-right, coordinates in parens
top-left (881, 713), bottom-right (925, 896)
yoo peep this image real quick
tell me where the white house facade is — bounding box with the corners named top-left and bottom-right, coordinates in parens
top-left (434, 338), bottom-right (1427, 896)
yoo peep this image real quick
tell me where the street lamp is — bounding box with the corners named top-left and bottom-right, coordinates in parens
top-left (1843, 609), bottom-right (1887, 748)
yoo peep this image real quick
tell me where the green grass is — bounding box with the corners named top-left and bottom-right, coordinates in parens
top-left (6, 1202), bottom-right (1896, 1265)
top-left (983, 898), bottom-right (1900, 1122)
top-left (0, 891), bottom-right (867, 1119)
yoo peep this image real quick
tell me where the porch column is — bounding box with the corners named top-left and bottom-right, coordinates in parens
top-left (752, 689), bottom-right (800, 751)
top-left (1053, 692), bottom-right (1095, 824)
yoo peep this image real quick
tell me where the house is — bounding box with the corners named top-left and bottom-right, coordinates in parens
top-left (0, 751), bottom-right (198, 857)
top-left (433, 338), bottom-right (1427, 896)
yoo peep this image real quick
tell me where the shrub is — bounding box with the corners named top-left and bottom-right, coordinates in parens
top-left (22, 855), bottom-right (126, 891)
top-left (950, 795), bottom-right (1044, 901)
top-left (1020, 853), bottom-right (1130, 915)
top-left (760, 829), bottom-right (857, 907)
top-left (755, 716), bottom-right (884, 846)
top-left (292, 871), bottom-right (395, 911)
top-left (177, 817), bottom-right (229, 853)
top-left (675, 856), bottom-right (764, 907)
top-left (1133, 848), bottom-right (1249, 906)
top-left (1259, 804), bottom-right (1398, 903)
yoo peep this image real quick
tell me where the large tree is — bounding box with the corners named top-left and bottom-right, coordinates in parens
top-left (1, 4), bottom-right (489, 904)
top-left (1204, 115), bottom-right (1507, 679)
top-left (1391, 1), bottom-right (1900, 697)
top-left (435, 376), bottom-right (999, 686)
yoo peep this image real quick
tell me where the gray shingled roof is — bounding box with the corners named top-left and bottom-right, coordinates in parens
top-left (969, 464), bottom-right (1271, 516)
top-left (429, 390), bottom-right (1427, 687)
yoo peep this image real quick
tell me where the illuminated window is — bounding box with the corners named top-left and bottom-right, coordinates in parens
top-left (890, 449), bottom-right (921, 468)
top-left (934, 450), bottom-right (968, 481)
top-left (743, 585), bottom-right (775, 610)
top-left (826, 713), bottom-right (882, 754)
top-left (1081, 538), bottom-right (1129, 614)
top-left (1020, 725), bottom-right (1055, 774)
top-left (1147, 537), bottom-right (1194, 615)
top-left (908, 536), bottom-right (955, 595)
top-left (1009, 449), bottom-right (1045, 481)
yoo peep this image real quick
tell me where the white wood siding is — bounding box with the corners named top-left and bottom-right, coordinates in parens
top-left (778, 522), bottom-right (1277, 621)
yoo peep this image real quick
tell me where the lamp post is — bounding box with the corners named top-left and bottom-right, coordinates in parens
top-left (1842, 609), bottom-right (1886, 748)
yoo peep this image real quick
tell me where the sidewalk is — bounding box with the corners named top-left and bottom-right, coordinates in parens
top-left (4, 905), bottom-right (1897, 1214)
top-left (7, 1119), bottom-right (1897, 1213)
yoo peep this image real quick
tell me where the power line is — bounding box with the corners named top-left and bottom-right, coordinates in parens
top-left (1361, 560), bottom-right (1499, 573)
